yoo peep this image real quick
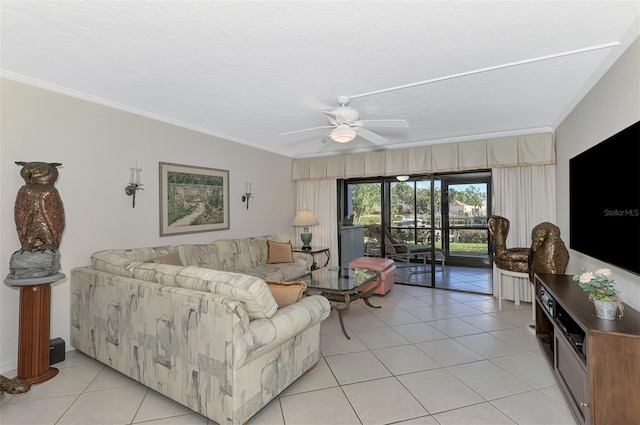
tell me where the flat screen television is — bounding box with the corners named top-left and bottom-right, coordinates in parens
top-left (569, 120), bottom-right (640, 275)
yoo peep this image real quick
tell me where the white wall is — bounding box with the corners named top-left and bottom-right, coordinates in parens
top-left (555, 36), bottom-right (640, 310)
top-left (0, 78), bottom-right (297, 372)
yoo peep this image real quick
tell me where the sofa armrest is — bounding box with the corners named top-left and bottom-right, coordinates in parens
top-left (293, 252), bottom-right (313, 270)
top-left (174, 267), bottom-right (279, 319)
top-left (234, 295), bottom-right (330, 367)
top-left (91, 246), bottom-right (177, 277)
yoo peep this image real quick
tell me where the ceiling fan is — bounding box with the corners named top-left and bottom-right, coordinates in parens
top-left (280, 96), bottom-right (409, 145)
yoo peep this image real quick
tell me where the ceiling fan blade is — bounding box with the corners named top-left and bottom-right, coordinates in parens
top-left (357, 128), bottom-right (387, 145)
top-left (320, 130), bottom-right (333, 144)
top-left (321, 110), bottom-right (337, 119)
top-left (354, 119), bottom-right (409, 128)
top-left (280, 125), bottom-right (333, 136)
top-left (322, 110), bottom-right (348, 124)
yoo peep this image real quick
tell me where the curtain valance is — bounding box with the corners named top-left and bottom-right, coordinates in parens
top-left (292, 132), bottom-right (554, 181)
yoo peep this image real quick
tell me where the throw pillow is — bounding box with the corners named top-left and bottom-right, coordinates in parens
top-left (267, 240), bottom-right (294, 264)
top-left (149, 252), bottom-right (182, 266)
top-left (266, 281), bottom-right (307, 308)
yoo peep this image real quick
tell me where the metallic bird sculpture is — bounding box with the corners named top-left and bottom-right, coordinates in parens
top-left (529, 222), bottom-right (570, 280)
top-left (488, 215), bottom-right (531, 273)
top-left (14, 161), bottom-right (65, 252)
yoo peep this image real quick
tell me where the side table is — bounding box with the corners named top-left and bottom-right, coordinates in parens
top-left (292, 246), bottom-right (330, 270)
top-left (4, 272), bottom-right (65, 385)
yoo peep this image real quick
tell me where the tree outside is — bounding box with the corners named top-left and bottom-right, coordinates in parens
top-left (348, 180), bottom-right (488, 257)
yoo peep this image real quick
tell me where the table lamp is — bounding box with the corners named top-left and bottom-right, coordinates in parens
top-left (293, 208), bottom-right (319, 250)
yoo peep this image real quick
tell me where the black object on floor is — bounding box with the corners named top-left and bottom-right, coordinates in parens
top-left (50, 337), bottom-right (65, 365)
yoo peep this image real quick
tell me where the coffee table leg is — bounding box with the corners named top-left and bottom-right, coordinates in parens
top-left (337, 293), bottom-right (352, 339)
top-left (337, 308), bottom-right (350, 340)
top-left (363, 277), bottom-right (382, 309)
top-left (324, 288), bottom-right (382, 340)
top-left (363, 295), bottom-right (381, 309)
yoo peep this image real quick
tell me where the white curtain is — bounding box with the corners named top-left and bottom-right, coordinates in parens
top-left (296, 179), bottom-right (339, 267)
top-left (292, 133), bottom-right (554, 180)
top-left (492, 165), bottom-right (556, 302)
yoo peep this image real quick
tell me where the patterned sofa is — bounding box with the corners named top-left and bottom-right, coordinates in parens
top-left (70, 236), bottom-right (331, 425)
top-left (177, 234), bottom-right (313, 281)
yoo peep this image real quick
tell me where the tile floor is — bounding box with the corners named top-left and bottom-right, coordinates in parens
top-left (0, 284), bottom-right (578, 425)
top-left (394, 264), bottom-right (494, 295)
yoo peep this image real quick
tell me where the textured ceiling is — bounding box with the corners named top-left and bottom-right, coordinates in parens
top-left (1, 1), bottom-right (639, 158)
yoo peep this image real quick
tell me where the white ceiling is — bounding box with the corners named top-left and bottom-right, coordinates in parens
top-left (1, 1), bottom-right (639, 158)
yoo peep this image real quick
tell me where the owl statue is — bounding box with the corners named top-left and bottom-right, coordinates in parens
top-left (14, 161), bottom-right (65, 252)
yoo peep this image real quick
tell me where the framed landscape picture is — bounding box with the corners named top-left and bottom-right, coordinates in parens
top-left (159, 162), bottom-right (229, 236)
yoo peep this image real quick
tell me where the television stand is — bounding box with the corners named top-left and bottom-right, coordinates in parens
top-left (534, 273), bottom-right (640, 425)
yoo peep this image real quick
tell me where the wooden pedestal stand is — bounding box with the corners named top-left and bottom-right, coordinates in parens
top-left (4, 273), bottom-right (64, 385)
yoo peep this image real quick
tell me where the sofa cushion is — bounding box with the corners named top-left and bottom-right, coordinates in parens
top-left (245, 235), bottom-right (289, 267)
top-left (267, 240), bottom-right (294, 264)
top-left (174, 267), bottom-right (278, 319)
top-left (212, 239), bottom-right (254, 271)
top-left (245, 236), bottom-right (270, 267)
top-left (177, 244), bottom-right (222, 269)
top-left (149, 252), bottom-right (182, 265)
top-left (239, 263), bottom-right (309, 282)
top-left (131, 263), bottom-right (182, 286)
top-left (266, 281), bottom-right (307, 308)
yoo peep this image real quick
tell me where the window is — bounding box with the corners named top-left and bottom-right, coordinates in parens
top-left (340, 170), bottom-right (492, 289)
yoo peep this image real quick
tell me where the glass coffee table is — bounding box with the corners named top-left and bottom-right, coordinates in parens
top-left (298, 267), bottom-right (381, 339)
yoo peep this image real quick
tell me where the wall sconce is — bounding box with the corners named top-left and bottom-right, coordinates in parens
top-left (125, 163), bottom-right (143, 208)
top-left (241, 182), bottom-right (254, 209)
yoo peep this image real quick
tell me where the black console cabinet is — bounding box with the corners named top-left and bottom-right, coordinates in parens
top-left (534, 273), bottom-right (640, 425)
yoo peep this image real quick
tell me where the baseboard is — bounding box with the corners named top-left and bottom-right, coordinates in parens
top-left (0, 359), bottom-right (18, 375)
top-left (1, 346), bottom-right (76, 375)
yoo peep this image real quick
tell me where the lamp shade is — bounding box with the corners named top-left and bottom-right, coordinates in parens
top-left (293, 208), bottom-right (319, 250)
top-left (292, 209), bottom-right (319, 228)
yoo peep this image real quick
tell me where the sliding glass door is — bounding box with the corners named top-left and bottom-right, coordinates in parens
top-left (389, 178), bottom-right (442, 253)
top-left (440, 172), bottom-right (491, 267)
top-left (343, 177), bottom-right (440, 287)
top-left (343, 179), bottom-right (382, 255)
top-left (340, 171), bottom-right (492, 292)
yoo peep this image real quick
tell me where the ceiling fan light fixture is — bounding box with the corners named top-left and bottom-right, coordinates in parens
top-left (330, 124), bottom-right (357, 143)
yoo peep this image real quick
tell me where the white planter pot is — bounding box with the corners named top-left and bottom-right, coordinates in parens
top-left (593, 299), bottom-right (618, 320)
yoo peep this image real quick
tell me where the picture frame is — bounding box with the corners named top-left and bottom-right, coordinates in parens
top-left (159, 162), bottom-right (229, 236)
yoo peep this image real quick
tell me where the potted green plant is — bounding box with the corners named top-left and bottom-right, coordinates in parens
top-left (573, 268), bottom-right (624, 320)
